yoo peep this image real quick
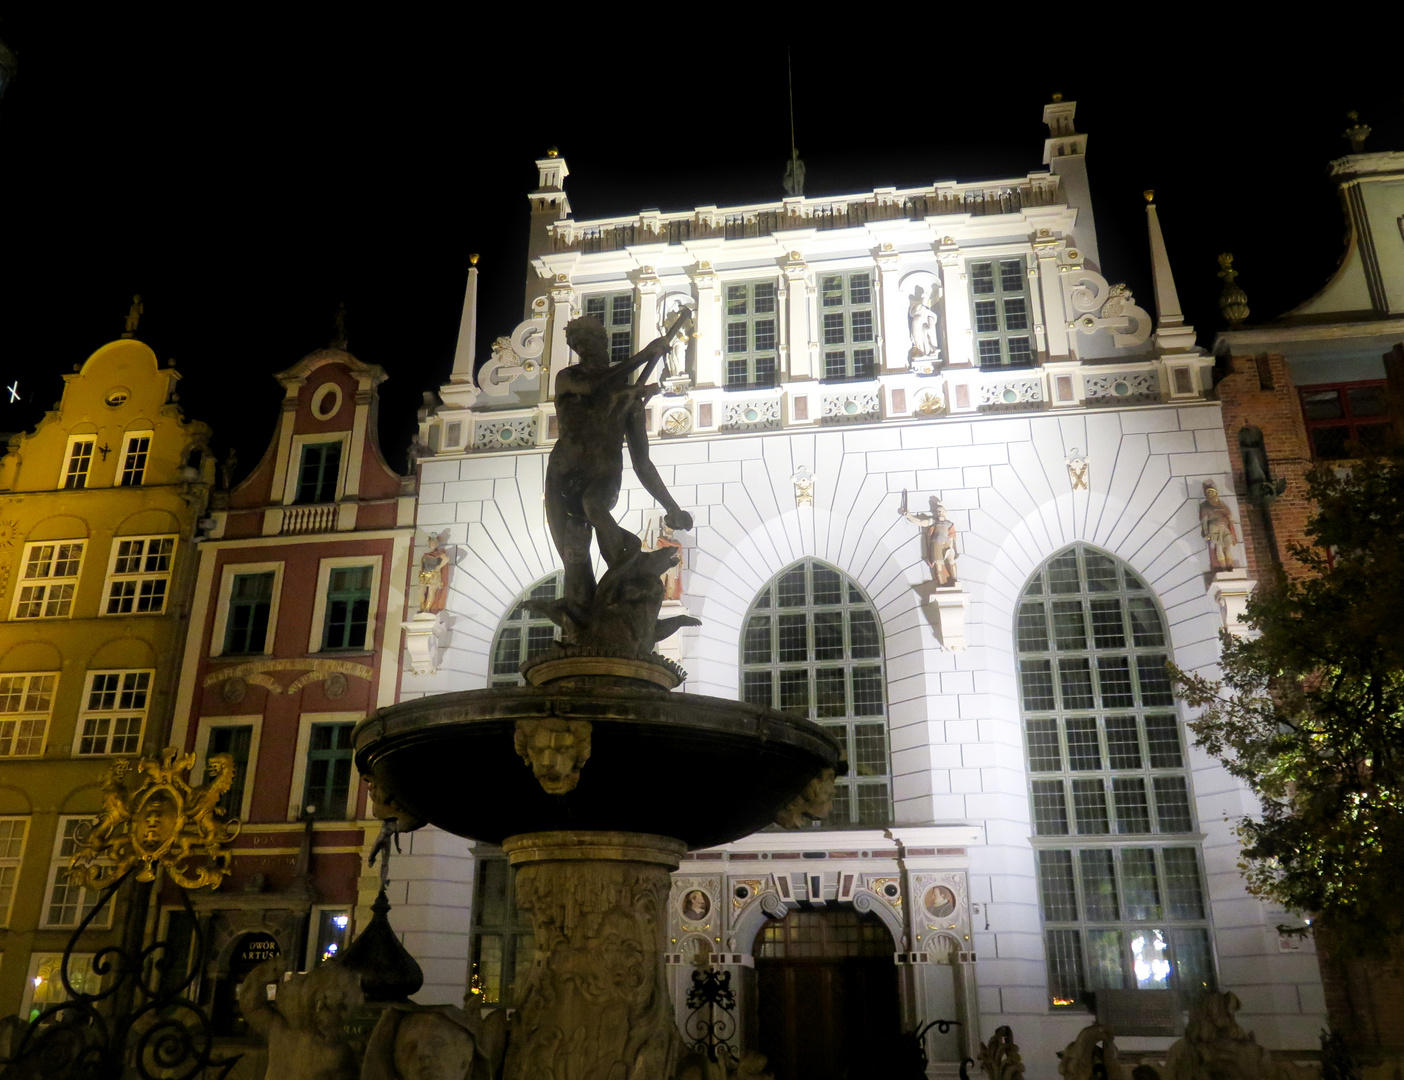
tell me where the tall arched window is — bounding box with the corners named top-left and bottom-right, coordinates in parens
top-left (1017, 545), bottom-right (1215, 1009)
top-left (489, 572), bottom-right (563, 688)
top-left (740, 560), bottom-right (889, 827)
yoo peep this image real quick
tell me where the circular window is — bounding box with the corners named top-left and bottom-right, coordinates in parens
top-left (844, 400), bottom-right (859, 415)
top-left (1002, 388), bottom-right (1019, 404)
top-left (743, 407), bottom-right (760, 423)
top-left (311, 383), bottom-right (343, 420)
top-left (1113, 380), bottom-right (1131, 396)
top-left (104, 387), bottom-right (130, 408)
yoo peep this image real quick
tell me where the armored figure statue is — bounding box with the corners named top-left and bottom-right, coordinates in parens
top-left (1199, 480), bottom-right (1240, 571)
top-left (531, 311), bottom-right (700, 657)
top-left (899, 490), bottom-right (958, 586)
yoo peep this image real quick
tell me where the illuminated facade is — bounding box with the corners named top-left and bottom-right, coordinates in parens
top-left (0, 337), bottom-right (212, 1019)
top-left (166, 347), bottom-right (416, 1041)
top-left (396, 99), bottom-right (1327, 1071)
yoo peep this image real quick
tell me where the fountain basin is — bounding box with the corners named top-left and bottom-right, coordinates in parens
top-left (353, 685), bottom-right (843, 850)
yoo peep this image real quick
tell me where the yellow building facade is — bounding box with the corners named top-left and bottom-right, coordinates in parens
top-left (0, 336), bottom-right (212, 1018)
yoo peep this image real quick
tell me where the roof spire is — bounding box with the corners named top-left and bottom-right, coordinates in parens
top-left (1342, 110), bottom-right (1370, 152)
top-left (450, 254), bottom-right (480, 382)
top-left (330, 300), bottom-right (349, 351)
top-left (1216, 253), bottom-right (1250, 328)
top-left (1144, 190), bottom-right (1198, 353)
top-left (782, 47), bottom-right (804, 196)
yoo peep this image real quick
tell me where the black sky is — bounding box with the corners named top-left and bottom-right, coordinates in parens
top-left (1, 15), bottom-right (1401, 481)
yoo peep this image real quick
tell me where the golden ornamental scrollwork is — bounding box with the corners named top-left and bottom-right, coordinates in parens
top-left (68, 747), bottom-right (241, 891)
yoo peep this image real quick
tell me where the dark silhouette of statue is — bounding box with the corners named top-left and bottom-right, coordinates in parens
top-left (530, 311), bottom-right (700, 657)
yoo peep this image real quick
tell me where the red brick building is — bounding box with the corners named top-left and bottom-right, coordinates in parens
top-left (166, 346), bottom-right (415, 1037)
top-left (1213, 145), bottom-right (1404, 1058)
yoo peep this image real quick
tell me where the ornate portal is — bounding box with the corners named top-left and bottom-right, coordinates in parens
top-left (68, 747), bottom-right (242, 891)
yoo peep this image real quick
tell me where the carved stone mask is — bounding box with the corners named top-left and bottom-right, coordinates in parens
top-left (514, 719), bottom-right (593, 795)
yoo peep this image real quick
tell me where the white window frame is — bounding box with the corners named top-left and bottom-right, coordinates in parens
top-left (581, 291), bottom-right (635, 362)
top-left (0, 816), bottom-right (31, 927)
top-left (194, 715), bottom-right (263, 822)
top-left (307, 555), bottom-right (382, 655)
top-left (0, 671), bottom-right (59, 758)
top-left (306, 903), bottom-right (354, 968)
top-left (117, 430), bottom-right (153, 487)
top-left (209, 561), bottom-right (285, 658)
top-left (286, 712), bottom-right (364, 823)
top-left (60, 435), bottom-right (96, 490)
top-left (42, 816), bottom-right (112, 929)
top-left (282, 432), bottom-right (351, 507)
top-left (102, 534), bottom-right (177, 617)
top-left (21, 951), bottom-right (101, 1021)
top-left (11, 540), bottom-right (86, 620)
top-left (71, 669), bottom-right (155, 757)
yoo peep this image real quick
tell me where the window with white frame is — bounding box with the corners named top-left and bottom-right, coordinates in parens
top-left (819, 270), bottom-right (877, 379)
top-left (724, 280), bottom-right (779, 388)
top-left (583, 292), bottom-right (634, 362)
top-left (44, 817), bottom-right (111, 929)
top-left (309, 907), bottom-right (353, 966)
top-left (103, 535), bottom-right (175, 615)
top-left (223, 571), bottom-right (275, 654)
top-left (118, 432), bottom-right (152, 486)
top-left (740, 560), bottom-right (890, 826)
top-left (469, 854), bottom-right (534, 1006)
top-left (75, 670), bottom-right (152, 756)
top-left (490, 573), bottom-right (564, 687)
top-left (320, 565), bottom-right (372, 651)
top-left (295, 441), bottom-right (343, 504)
top-left (23, 952), bottom-right (101, 1022)
top-left (1017, 545), bottom-right (1214, 1009)
top-left (969, 257), bottom-right (1034, 368)
top-left (62, 438), bottom-right (96, 489)
top-left (0, 817), bottom-right (30, 927)
top-left (13, 540), bottom-right (85, 619)
top-left (301, 722), bottom-right (356, 819)
top-left (0, 672), bottom-right (57, 757)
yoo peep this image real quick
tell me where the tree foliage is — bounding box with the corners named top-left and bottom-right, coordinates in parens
top-left (1172, 456), bottom-right (1404, 957)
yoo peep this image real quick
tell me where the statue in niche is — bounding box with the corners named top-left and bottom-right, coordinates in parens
top-left (1199, 480), bottom-right (1240, 572)
top-left (898, 490), bottom-right (958, 586)
top-left (659, 296), bottom-right (693, 382)
top-left (907, 285), bottom-right (941, 360)
top-left (530, 312), bottom-right (701, 657)
top-left (361, 1003), bottom-right (506, 1080)
top-left (237, 957), bottom-right (363, 1080)
top-left (416, 530), bottom-right (453, 615)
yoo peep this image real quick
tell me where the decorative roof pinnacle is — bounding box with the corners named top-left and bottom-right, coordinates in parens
top-left (470, 253), bottom-right (480, 266)
top-left (1216, 253), bottom-right (1250, 328)
top-left (1051, 92), bottom-right (1063, 102)
top-left (1342, 111), bottom-right (1370, 152)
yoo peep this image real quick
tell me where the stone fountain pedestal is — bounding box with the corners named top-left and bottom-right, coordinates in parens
top-left (354, 662), bottom-right (841, 1079)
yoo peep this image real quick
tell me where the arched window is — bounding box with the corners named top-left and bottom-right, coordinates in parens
top-left (740, 560), bottom-right (889, 827)
top-left (489, 572), bottom-right (563, 688)
top-left (1017, 545), bottom-right (1214, 1009)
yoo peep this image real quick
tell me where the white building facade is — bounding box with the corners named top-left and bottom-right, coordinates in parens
top-left (392, 100), bottom-right (1325, 1075)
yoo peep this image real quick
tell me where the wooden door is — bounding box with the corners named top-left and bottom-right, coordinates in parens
top-left (753, 909), bottom-right (900, 1080)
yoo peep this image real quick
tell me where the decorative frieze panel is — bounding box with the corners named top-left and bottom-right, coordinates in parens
top-left (719, 399), bottom-right (781, 433)
top-left (473, 415), bottom-right (538, 450)
top-left (978, 377), bottom-right (1044, 412)
top-left (1083, 370), bottom-right (1161, 406)
top-left (820, 392), bottom-right (881, 425)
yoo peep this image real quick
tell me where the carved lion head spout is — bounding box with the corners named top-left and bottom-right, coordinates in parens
top-left (774, 768), bottom-right (837, 829)
top-left (513, 718), bottom-right (593, 795)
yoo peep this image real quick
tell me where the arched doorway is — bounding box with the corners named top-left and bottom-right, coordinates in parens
top-left (211, 931), bottom-right (281, 1037)
top-left (754, 907), bottom-right (900, 1080)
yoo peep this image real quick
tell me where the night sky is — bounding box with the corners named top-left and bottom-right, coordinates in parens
top-left (2, 15), bottom-right (1401, 481)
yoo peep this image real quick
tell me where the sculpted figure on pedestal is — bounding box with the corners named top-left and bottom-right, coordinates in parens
top-left (908, 285), bottom-right (941, 360)
top-left (237, 957), bottom-right (363, 1080)
top-left (416, 531), bottom-right (453, 615)
top-left (899, 490), bottom-right (958, 586)
top-left (1199, 481), bottom-right (1240, 571)
top-left (531, 311), bottom-right (700, 658)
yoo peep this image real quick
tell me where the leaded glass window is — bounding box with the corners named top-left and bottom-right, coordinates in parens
top-left (583, 292), bottom-right (634, 362)
top-left (724, 280), bottom-right (779, 388)
top-left (469, 856), bottom-right (534, 1006)
top-left (740, 560), bottom-right (889, 826)
top-left (968, 257), bottom-right (1033, 368)
top-left (819, 271), bottom-right (877, 380)
top-left (490, 573), bottom-right (564, 687)
top-left (1018, 545), bottom-right (1214, 1008)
